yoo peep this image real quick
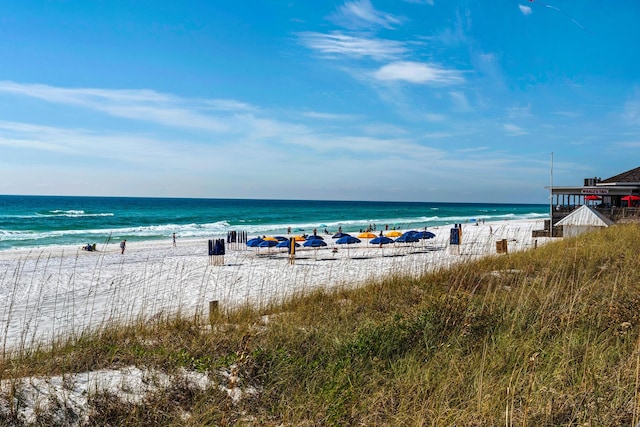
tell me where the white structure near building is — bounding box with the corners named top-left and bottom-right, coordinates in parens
top-left (556, 205), bottom-right (614, 238)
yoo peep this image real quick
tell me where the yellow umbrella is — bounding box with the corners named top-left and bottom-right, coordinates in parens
top-left (263, 236), bottom-right (278, 241)
top-left (385, 230), bottom-right (402, 237)
top-left (293, 235), bottom-right (306, 241)
top-left (357, 232), bottom-right (376, 239)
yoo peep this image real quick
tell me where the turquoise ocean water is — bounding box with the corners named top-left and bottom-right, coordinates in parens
top-left (0, 195), bottom-right (549, 251)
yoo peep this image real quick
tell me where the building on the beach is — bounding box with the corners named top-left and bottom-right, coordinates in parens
top-left (551, 166), bottom-right (640, 225)
top-left (555, 205), bottom-right (614, 238)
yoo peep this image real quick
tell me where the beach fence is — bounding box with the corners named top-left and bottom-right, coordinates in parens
top-left (226, 230), bottom-right (247, 250)
top-left (208, 239), bottom-right (225, 265)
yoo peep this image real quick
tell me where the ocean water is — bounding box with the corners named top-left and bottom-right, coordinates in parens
top-left (0, 195), bottom-right (549, 251)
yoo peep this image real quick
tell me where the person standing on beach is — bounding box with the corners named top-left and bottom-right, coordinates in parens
top-left (120, 239), bottom-right (126, 254)
top-left (172, 233), bottom-right (176, 247)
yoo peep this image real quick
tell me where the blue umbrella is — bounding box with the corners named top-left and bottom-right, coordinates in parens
top-left (306, 235), bottom-right (324, 240)
top-left (395, 233), bottom-right (419, 243)
top-left (246, 238), bottom-right (264, 247)
top-left (336, 235), bottom-right (360, 256)
top-left (274, 236), bottom-right (288, 241)
top-left (332, 232), bottom-right (351, 239)
top-left (276, 239), bottom-right (300, 248)
top-left (303, 237), bottom-right (327, 260)
top-left (370, 236), bottom-right (394, 245)
top-left (335, 235), bottom-right (361, 245)
top-left (303, 239), bottom-right (327, 247)
top-left (258, 240), bottom-right (278, 248)
top-left (413, 231), bottom-right (435, 240)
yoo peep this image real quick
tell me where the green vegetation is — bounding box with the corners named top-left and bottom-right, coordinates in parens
top-left (2, 224), bottom-right (640, 425)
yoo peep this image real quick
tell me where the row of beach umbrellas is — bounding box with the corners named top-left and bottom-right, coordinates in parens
top-left (246, 230), bottom-right (435, 250)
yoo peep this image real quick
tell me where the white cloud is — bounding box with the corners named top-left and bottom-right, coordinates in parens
top-left (373, 61), bottom-right (465, 85)
top-left (298, 32), bottom-right (407, 60)
top-left (503, 123), bottom-right (528, 136)
top-left (331, 0), bottom-right (402, 30)
top-left (0, 81), bottom-right (234, 132)
top-left (621, 98), bottom-right (640, 125)
top-left (424, 113), bottom-right (446, 122)
top-left (302, 111), bottom-right (359, 120)
top-left (449, 91), bottom-right (471, 111)
top-left (0, 80), bottom-right (555, 202)
top-left (519, 5), bottom-right (532, 16)
top-left (404, 0), bottom-right (434, 5)
top-left (507, 104), bottom-right (533, 119)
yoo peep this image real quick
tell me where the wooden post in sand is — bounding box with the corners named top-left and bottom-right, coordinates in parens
top-left (288, 237), bottom-right (296, 265)
top-left (209, 300), bottom-right (219, 323)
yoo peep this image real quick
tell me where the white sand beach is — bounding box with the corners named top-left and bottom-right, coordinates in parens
top-left (0, 219), bottom-right (550, 353)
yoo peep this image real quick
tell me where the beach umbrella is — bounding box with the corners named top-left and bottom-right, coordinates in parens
top-left (336, 235), bottom-right (360, 245)
top-left (258, 239), bottom-right (278, 253)
top-left (332, 232), bottom-right (351, 239)
top-left (276, 239), bottom-right (300, 248)
top-left (385, 230), bottom-right (402, 237)
top-left (258, 240), bottom-right (278, 248)
top-left (303, 239), bottom-right (327, 247)
top-left (395, 233), bottom-right (419, 243)
top-left (303, 238), bottom-right (327, 260)
top-left (621, 195), bottom-right (640, 207)
top-left (292, 235), bottom-right (306, 242)
top-left (274, 236), bottom-right (288, 241)
top-left (357, 232), bottom-right (376, 239)
top-left (584, 195), bottom-right (601, 201)
top-left (306, 235), bottom-right (324, 240)
top-left (335, 235), bottom-right (360, 256)
top-left (263, 236), bottom-right (278, 242)
top-left (370, 236), bottom-right (394, 245)
top-left (371, 235), bottom-right (394, 255)
top-left (246, 238), bottom-right (264, 247)
top-left (413, 231), bottom-right (436, 240)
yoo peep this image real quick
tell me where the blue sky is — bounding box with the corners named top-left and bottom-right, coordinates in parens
top-left (1, 0), bottom-right (638, 203)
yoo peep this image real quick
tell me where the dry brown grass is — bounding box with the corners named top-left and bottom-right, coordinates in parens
top-left (2, 224), bottom-right (640, 425)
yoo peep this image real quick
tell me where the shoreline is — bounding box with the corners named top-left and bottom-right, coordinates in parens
top-left (0, 219), bottom-right (550, 352)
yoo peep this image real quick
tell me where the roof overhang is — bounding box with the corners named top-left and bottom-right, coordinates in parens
top-left (552, 185), bottom-right (640, 196)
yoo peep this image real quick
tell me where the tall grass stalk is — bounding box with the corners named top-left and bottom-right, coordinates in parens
top-left (1, 224), bottom-right (640, 424)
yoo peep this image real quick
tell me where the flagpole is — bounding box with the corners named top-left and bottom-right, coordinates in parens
top-left (549, 152), bottom-right (553, 232)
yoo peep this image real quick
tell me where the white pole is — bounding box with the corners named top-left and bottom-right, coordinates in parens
top-left (549, 152), bottom-right (553, 230)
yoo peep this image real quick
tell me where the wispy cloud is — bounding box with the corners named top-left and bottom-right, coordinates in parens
top-left (331, 0), bottom-right (402, 30)
top-left (424, 113), bottom-right (446, 122)
top-left (373, 61), bottom-right (465, 85)
top-left (298, 32), bottom-right (407, 60)
top-left (449, 91), bottom-right (471, 111)
top-left (0, 120), bottom-right (181, 164)
top-left (302, 111), bottom-right (360, 120)
top-left (0, 81), bottom-right (235, 132)
top-left (621, 98), bottom-right (640, 125)
top-left (519, 5), bottom-right (532, 16)
top-left (503, 123), bottom-right (528, 136)
top-left (506, 104), bottom-right (533, 119)
top-left (403, 0), bottom-right (434, 5)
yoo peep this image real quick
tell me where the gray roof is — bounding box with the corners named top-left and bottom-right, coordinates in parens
top-left (601, 166), bottom-right (640, 184)
top-left (556, 205), bottom-right (614, 227)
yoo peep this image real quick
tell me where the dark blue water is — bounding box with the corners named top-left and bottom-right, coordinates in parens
top-left (0, 195), bottom-right (549, 251)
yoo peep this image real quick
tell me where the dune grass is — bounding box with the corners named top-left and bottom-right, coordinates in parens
top-left (2, 224), bottom-right (640, 425)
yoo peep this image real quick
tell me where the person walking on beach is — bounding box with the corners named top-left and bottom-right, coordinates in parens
top-left (172, 233), bottom-right (176, 247)
top-left (120, 239), bottom-right (126, 254)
